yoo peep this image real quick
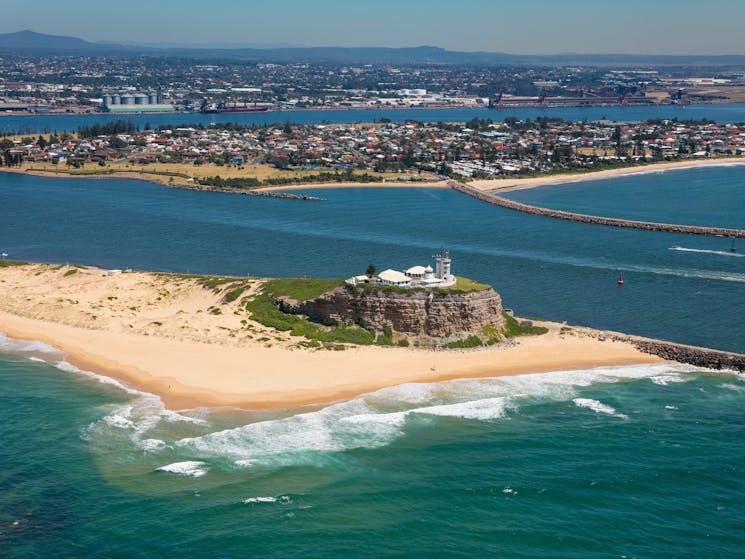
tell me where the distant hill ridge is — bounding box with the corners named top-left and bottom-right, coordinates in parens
top-left (1, 30), bottom-right (745, 66)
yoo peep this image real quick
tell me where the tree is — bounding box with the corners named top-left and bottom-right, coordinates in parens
top-left (366, 264), bottom-right (376, 278)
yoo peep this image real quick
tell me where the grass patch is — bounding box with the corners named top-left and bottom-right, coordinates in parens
top-left (223, 283), bottom-right (250, 303)
top-left (481, 324), bottom-right (502, 345)
top-left (443, 276), bottom-right (492, 293)
top-left (375, 327), bottom-right (394, 346)
top-left (198, 276), bottom-right (241, 291)
top-left (263, 278), bottom-right (343, 302)
top-left (446, 335), bottom-right (485, 349)
top-left (352, 276), bottom-right (491, 296)
top-left (63, 269), bottom-right (78, 277)
top-left (0, 260), bottom-right (27, 268)
top-left (502, 312), bottom-right (549, 337)
top-left (245, 293), bottom-right (375, 345)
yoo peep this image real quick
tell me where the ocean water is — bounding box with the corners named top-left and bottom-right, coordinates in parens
top-left (3, 341), bottom-right (745, 557)
top-left (3, 102), bottom-right (745, 134)
top-left (2, 167), bottom-right (745, 556)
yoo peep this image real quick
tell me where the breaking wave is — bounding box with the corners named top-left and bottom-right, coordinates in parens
top-left (156, 461), bottom-right (208, 478)
top-left (573, 398), bottom-right (629, 419)
top-left (171, 363), bottom-right (703, 468)
top-left (0, 329), bottom-right (728, 477)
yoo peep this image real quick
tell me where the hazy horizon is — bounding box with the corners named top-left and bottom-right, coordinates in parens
top-left (2, 0), bottom-right (744, 56)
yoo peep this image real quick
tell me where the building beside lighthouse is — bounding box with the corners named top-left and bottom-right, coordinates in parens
top-left (346, 249), bottom-right (456, 289)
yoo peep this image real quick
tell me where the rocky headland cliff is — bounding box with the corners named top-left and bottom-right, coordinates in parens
top-left (274, 284), bottom-right (504, 338)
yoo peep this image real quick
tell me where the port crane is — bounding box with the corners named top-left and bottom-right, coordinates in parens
top-left (488, 92), bottom-right (504, 109)
top-left (539, 88), bottom-right (548, 108)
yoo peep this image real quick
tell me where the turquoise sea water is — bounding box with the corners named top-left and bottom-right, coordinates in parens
top-left (2, 167), bottom-right (745, 556)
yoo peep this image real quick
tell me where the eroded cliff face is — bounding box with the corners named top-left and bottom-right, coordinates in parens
top-left (275, 286), bottom-right (503, 336)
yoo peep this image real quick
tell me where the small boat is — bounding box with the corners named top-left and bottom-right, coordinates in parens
top-left (0, 252), bottom-right (7, 259)
top-left (731, 239), bottom-right (737, 253)
top-left (617, 272), bottom-right (624, 286)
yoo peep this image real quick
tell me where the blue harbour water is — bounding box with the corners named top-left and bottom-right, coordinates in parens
top-left (3, 102), bottom-right (745, 134)
top-left (2, 164), bottom-right (745, 556)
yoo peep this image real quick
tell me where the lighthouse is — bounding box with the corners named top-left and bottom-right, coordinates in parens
top-left (435, 248), bottom-right (452, 280)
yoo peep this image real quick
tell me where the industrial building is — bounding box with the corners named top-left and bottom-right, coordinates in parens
top-left (102, 90), bottom-right (173, 113)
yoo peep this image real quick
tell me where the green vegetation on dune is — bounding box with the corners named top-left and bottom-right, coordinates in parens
top-left (446, 335), bottom-right (485, 349)
top-left (0, 260), bottom-right (27, 268)
top-left (262, 277), bottom-right (343, 302)
top-left (245, 293), bottom-right (376, 345)
top-left (502, 312), bottom-right (549, 337)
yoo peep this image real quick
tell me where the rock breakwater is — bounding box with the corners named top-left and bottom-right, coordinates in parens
top-left (450, 181), bottom-right (745, 238)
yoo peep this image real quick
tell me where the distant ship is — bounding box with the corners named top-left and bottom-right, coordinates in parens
top-left (200, 100), bottom-right (270, 114)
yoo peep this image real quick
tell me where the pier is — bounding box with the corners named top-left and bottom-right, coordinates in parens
top-left (450, 181), bottom-right (745, 238)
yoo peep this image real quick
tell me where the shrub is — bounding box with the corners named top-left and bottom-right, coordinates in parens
top-left (502, 312), bottom-right (548, 337)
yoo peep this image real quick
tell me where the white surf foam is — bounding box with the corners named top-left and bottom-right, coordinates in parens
top-left (242, 495), bottom-right (292, 505)
top-left (413, 397), bottom-right (508, 420)
top-left (650, 374), bottom-right (687, 386)
top-left (0, 332), bottom-right (64, 357)
top-left (573, 398), bottom-right (628, 419)
top-left (156, 461), bottom-right (208, 478)
top-left (719, 383), bottom-right (745, 393)
top-left (243, 496), bottom-right (277, 504)
top-left (140, 438), bottom-right (167, 451)
top-left (175, 364), bottom-right (702, 463)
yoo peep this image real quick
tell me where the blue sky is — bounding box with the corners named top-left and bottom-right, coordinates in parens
top-left (2, 0), bottom-right (742, 54)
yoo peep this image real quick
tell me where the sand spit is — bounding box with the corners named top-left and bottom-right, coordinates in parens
top-left (0, 263), bottom-right (660, 410)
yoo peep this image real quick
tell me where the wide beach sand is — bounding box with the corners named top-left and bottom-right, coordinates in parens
top-left (469, 157), bottom-right (745, 193)
top-left (0, 264), bottom-right (660, 410)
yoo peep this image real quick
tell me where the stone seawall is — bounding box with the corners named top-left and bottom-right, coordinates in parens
top-left (450, 181), bottom-right (745, 238)
top-left (275, 286), bottom-right (504, 337)
top-left (583, 330), bottom-right (745, 372)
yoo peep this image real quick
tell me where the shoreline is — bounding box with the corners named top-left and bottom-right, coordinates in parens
top-left (5, 157), bottom-right (743, 196)
top-left (1, 100), bottom-right (742, 119)
top-left (0, 264), bottom-right (661, 411)
top-left (0, 310), bottom-right (661, 411)
top-left (0, 167), bottom-right (447, 193)
top-left (469, 157), bottom-right (745, 193)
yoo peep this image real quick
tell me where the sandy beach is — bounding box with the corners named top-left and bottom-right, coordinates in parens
top-left (469, 157), bottom-right (745, 193)
top-left (0, 263), bottom-right (660, 410)
top-left (5, 157), bottom-right (743, 196)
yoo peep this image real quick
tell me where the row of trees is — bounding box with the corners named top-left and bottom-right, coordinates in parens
top-left (78, 119), bottom-right (138, 139)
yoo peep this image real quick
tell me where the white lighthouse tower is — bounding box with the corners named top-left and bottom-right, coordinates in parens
top-left (435, 248), bottom-right (452, 281)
